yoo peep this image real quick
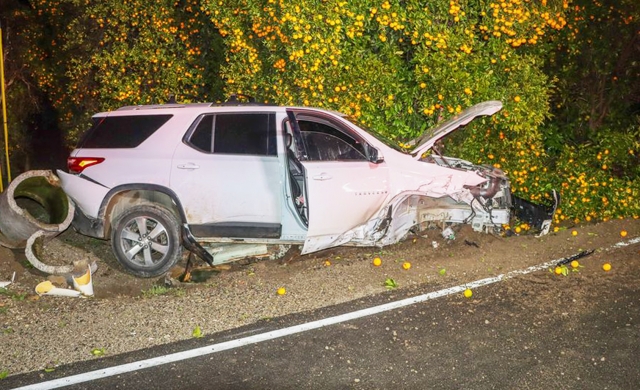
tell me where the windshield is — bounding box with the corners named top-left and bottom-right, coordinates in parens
top-left (341, 115), bottom-right (409, 154)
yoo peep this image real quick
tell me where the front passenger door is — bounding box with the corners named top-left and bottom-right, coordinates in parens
top-left (287, 111), bottom-right (390, 253)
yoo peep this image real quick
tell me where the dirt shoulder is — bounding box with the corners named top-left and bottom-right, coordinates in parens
top-left (0, 218), bottom-right (638, 377)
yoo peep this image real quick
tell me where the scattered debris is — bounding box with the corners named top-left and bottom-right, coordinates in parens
top-left (555, 249), bottom-right (595, 267)
top-left (25, 230), bottom-right (98, 276)
top-left (442, 227), bottom-right (455, 240)
top-left (513, 189), bottom-right (560, 237)
top-left (0, 170), bottom-right (74, 249)
top-left (35, 281), bottom-right (82, 297)
top-left (0, 272), bottom-right (16, 288)
top-left (464, 240), bottom-right (480, 248)
top-left (72, 263), bottom-right (94, 297)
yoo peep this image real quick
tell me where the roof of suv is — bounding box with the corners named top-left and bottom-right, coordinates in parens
top-left (115, 94), bottom-right (278, 112)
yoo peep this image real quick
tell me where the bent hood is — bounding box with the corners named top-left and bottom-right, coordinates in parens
top-left (409, 100), bottom-right (502, 159)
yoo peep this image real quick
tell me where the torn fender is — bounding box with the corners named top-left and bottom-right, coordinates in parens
top-left (301, 184), bottom-right (512, 255)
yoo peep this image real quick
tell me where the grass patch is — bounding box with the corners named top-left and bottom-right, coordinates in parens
top-left (0, 288), bottom-right (27, 301)
top-left (141, 285), bottom-right (185, 298)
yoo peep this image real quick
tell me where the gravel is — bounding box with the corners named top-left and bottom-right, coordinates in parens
top-left (1, 218), bottom-right (637, 377)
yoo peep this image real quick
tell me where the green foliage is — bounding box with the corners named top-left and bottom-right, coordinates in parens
top-left (1, 0), bottom-right (637, 222)
top-left (205, 0), bottom-right (571, 208)
top-left (384, 277), bottom-right (398, 289)
top-left (207, 0), bottom-right (564, 141)
top-left (540, 0), bottom-right (640, 221)
top-left (192, 324), bottom-right (203, 338)
top-left (12, 0), bottom-right (226, 143)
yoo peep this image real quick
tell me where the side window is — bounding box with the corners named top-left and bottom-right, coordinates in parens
top-left (298, 120), bottom-right (366, 161)
top-left (186, 113), bottom-right (276, 156)
top-left (189, 115), bottom-right (214, 152)
top-left (79, 114), bottom-right (172, 148)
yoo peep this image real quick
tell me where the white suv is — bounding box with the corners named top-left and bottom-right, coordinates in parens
top-left (58, 97), bottom-right (515, 277)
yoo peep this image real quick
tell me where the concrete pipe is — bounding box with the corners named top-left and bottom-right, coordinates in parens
top-left (0, 170), bottom-right (75, 248)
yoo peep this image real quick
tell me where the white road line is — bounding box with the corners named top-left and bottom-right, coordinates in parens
top-left (13, 237), bottom-right (639, 390)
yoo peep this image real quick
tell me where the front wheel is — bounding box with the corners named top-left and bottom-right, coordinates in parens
top-left (111, 204), bottom-right (182, 278)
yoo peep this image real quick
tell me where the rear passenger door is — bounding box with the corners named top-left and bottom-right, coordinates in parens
top-left (170, 112), bottom-right (283, 239)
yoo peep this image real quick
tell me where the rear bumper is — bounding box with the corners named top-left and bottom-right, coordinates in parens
top-left (56, 170), bottom-right (109, 239)
top-left (71, 206), bottom-right (106, 239)
top-left (56, 170), bottom-right (110, 219)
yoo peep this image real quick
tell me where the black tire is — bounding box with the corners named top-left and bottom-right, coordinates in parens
top-left (110, 204), bottom-right (182, 278)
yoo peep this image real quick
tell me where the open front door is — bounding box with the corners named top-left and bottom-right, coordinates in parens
top-left (286, 110), bottom-right (390, 254)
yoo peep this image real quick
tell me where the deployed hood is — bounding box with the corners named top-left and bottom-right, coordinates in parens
top-left (409, 100), bottom-right (502, 159)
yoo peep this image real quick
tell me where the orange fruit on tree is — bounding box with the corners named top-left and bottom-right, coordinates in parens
top-left (570, 260), bottom-right (579, 268)
top-left (554, 266), bottom-right (563, 275)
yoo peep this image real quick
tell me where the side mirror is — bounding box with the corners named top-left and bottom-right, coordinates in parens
top-left (369, 148), bottom-right (385, 164)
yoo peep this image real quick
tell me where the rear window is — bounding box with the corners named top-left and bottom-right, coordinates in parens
top-left (78, 115), bottom-right (172, 148)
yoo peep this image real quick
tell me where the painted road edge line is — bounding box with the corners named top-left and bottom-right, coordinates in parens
top-left (13, 236), bottom-right (640, 390)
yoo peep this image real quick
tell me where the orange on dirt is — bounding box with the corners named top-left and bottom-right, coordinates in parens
top-left (277, 287), bottom-right (286, 295)
top-left (602, 263), bottom-right (612, 272)
top-left (373, 257), bottom-right (382, 266)
top-left (620, 230), bottom-right (628, 237)
top-left (463, 289), bottom-right (473, 298)
top-left (570, 260), bottom-right (580, 268)
top-left (323, 260), bottom-right (331, 267)
top-left (571, 230), bottom-right (578, 236)
top-left (402, 261), bottom-right (411, 270)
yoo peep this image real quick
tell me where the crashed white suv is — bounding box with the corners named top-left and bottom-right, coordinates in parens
top-left (58, 97), bottom-right (516, 277)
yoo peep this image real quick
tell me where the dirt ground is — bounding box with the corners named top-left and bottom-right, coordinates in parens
top-left (1, 217), bottom-right (637, 300)
top-left (0, 217), bottom-right (638, 377)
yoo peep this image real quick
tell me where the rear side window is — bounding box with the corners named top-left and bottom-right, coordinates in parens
top-left (187, 113), bottom-right (277, 156)
top-left (78, 115), bottom-right (172, 148)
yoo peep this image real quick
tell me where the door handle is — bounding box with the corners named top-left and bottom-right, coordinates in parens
top-left (177, 163), bottom-right (200, 170)
top-left (312, 173), bottom-right (332, 181)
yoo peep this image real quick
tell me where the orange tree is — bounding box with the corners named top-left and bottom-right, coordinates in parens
top-left (542, 0), bottom-right (639, 223)
top-left (9, 0), bottom-right (225, 142)
top-left (3, 0), bottom-right (637, 221)
top-left (206, 0), bottom-right (574, 214)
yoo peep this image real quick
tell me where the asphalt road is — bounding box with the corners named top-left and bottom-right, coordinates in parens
top-left (5, 242), bottom-right (639, 390)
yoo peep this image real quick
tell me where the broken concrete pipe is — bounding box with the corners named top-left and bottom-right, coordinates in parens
top-left (0, 170), bottom-right (75, 249)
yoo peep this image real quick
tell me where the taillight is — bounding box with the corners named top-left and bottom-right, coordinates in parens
top-left (68, 157), bottom-right (105, 173)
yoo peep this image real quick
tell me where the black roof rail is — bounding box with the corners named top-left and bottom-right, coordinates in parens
top-left (221, 94), bottom-right (276, 106)
top-left (114, 94), bottom-right (279, 110)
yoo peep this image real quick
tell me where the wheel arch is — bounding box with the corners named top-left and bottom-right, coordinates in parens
top-left (98, 184), bottom-right (186, 238)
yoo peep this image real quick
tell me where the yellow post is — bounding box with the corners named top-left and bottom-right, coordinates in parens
top-left (0, 21), bottom-right (12, 191)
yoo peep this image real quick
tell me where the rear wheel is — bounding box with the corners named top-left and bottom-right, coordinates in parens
top-left (111, 204), bottom-right (182, 278)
